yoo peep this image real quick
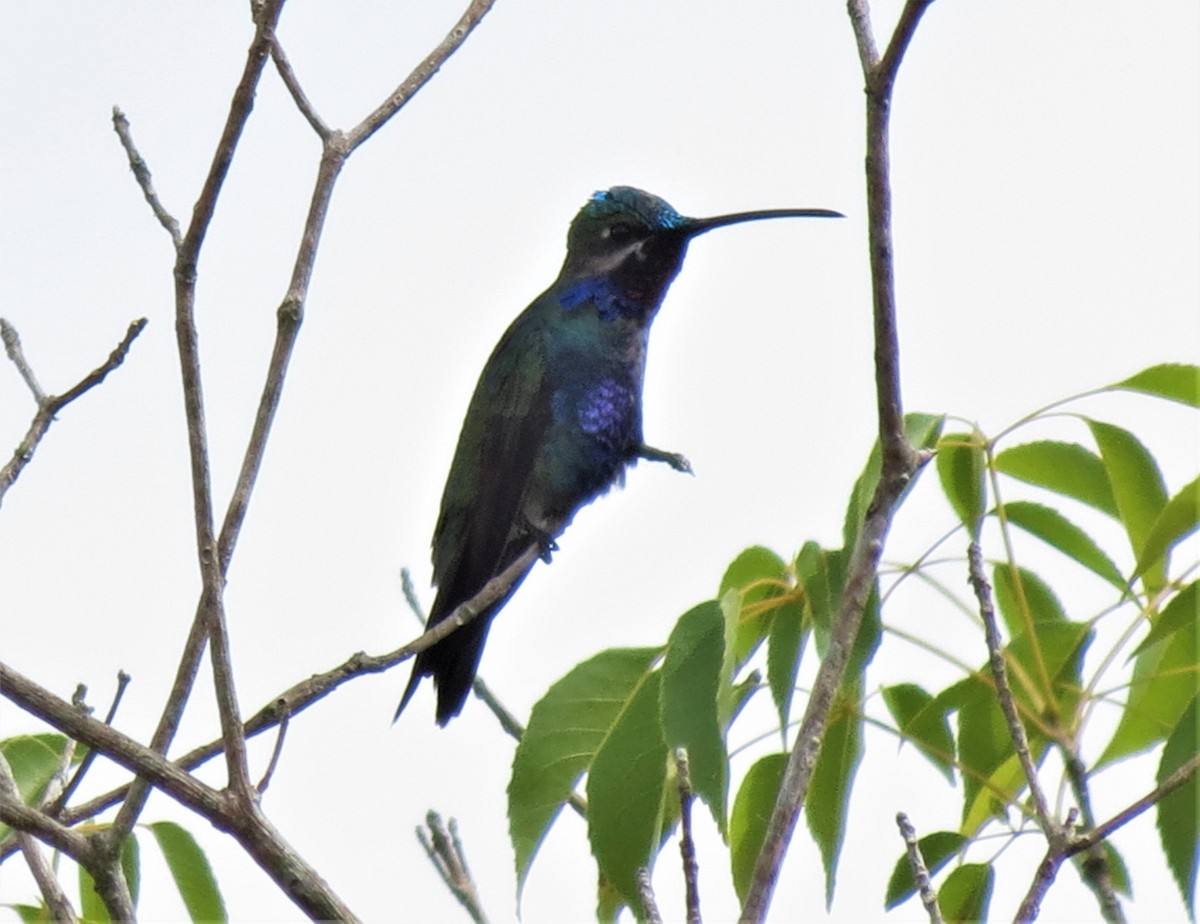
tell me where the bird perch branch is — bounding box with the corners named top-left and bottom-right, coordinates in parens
top-left (738, 3), bottom-right (931, 919)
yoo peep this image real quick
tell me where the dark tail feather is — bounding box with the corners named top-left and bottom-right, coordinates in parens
top-left (394, 615), bottom-right (494, 726)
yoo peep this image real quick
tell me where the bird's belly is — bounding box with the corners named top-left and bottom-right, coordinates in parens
top-left (531, 378), bottom-right (640, 525)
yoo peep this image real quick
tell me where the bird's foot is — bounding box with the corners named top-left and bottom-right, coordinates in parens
top-left (524, 521), bottom-right (560, 563)
top-left (638, 444), bottom-right (693, 475)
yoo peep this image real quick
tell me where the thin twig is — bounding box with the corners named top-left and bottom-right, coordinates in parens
top-left (110, 107), bottom-right (182, 247)
top-left (48, 671), bottom-right (131, 815)
top-left (895, 812), bottom-right (944, 924)
top-left (257, 714), bottom-right (289, 795)
top-left (267, 32), bottom-right (330, 139)
top-left (0, 318), bottom-right (149, 508)
top-left (344, 0), bottom-right (498, 151)
top-left (636, 867), bottom-right (664, 924)
top-left (0, 317), bottom-right (47, 402)
top-left (1063, 751), bottom-right (1125, 923)
top-left (966, 541), bottom-right (1058, 838)
top-left (675, 749), bottom-right (702, 924)
top-left (417, 812), bottom-right (490, 924)
top-left (1066, 752), bottom-right (1200, 857)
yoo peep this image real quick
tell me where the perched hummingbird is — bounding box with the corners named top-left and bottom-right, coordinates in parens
top-left (398, 186), bottom-right (841, 725)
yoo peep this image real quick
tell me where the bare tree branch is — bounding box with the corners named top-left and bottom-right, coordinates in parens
top-left (47, 671), bottom-right (131, 816)
top-left (111, 107), bottom-right (182, 247)
top-left (738, 3), bottom-right (931, 919)
top-left (895, 812), bottom-right (943, 924)
top-left (0, 318), bottom-right (148, 509)
top-left (0, 318), bottom-right (46, 402)
top-left (675, 749), bottom-right (702, 924)
top-left (1063, 751), bottom-right (1126, 922)
top-left (417, 812), bottom-right (490, 924)
top-left (636, 867), bottom-right (664, 924)
top-left (967, 542), bottom-right (1058, 837)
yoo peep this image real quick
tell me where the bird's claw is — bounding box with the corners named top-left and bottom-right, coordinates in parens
top-left (524, 521), bottom-right (560, 563)
top-left (638, 444), bottom-right (693, 475)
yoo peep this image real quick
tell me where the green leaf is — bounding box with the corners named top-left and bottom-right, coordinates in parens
top-left (1157, 694), bottom-right (1199, 916)
top-left (1111, 363), bottom-right (1200, 408)
top-left (1099, 584), bottom-right (1198, 766)
top-left (1133, 475), bottom-right (1199, 581)
top-left (587, 669), bottom-right (669, 912)
top-left (661, 602), bottom-right (728, 833)
top-left (993, 564), bottom-right (1066, 637)
top-left (122, 831), bottom-right (141, 910)
top-left (937, 431), bottom-right (987, 537)
top-left (1095, 841), bottom-right (1133, 900)
top-left (805, 689), bottom-right (864, 908)
top-left (994, 441), bottom-right (1118, 518)
top-left (766, 591), bottom-right (806, 734)
top-left (884, 830), bottom-right (967, 908)
top-left (1133, 580), bottom-right (1198, 655)
top-left (938, 862), bottom-right (994, 923)
top-left (1007, 620), bottom-right (1093, 724)
top-left (79, 862), bottom-right (108, 923)
top-left (7, 905), bottom-right (52, 924)
top-left (848, 579), bottom-right (884, 685)
top-left (720, 545), bottom-right (787, 666)
top-left (843, 413), bottom-right (942, 548)
top-left (0, 734), bottom-right (70, 825)
top-left (729, 753), bottom-right (786, 902)
top-left (1001, 500), bottom-right (1125, 589)
top-left (147, 821), bottom-right (225, 923)
top-left (881, 684), bottom-right (955, 782)
top-left (1088, 419), bottom-right (1169, 589)
top-left (796, 542), bottom-right (840, 640)
top-left (509, 647), bottom-right (661, 898)
top-left (956, 680), bottom-right (1019, 831)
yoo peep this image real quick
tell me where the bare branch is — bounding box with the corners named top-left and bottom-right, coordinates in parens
top-left (1067, 752), bottom-right (1200, 858)
top-left (110, 107), bottom-right (182, 248)
top-left (0, 317), bottom-right (47, 402)
top-left (417, 812), bottom-right (490, 924)
top-left (256, 715), bottom-right (289, 795)
top-left (267, 32), bottom-right (330, 139)
top-left (675, 749), bottom-right (702, 924)
top-left (48, 671), bottom-right (131, 815)
top-left (636, 867), bottom-right (664, 924)
top-left (739, 7), bottom-right (931, 919)
top-left (895, 812), bottom-right (943, 924)
top-left (1063, 751), bottom-right (1125, 922)
top-left (345, 0), bottom-right (498, 151)
top-left (0, 318), bottom-right (148, 509)
top-left (966, 541), bottom-right (1058, 837)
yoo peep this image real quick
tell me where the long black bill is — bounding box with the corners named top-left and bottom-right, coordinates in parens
top-left (681, 207), bottom-right (844, 238)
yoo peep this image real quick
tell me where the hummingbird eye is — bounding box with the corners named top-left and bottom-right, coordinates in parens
top-left (602, 222), bottom-right (636, 242)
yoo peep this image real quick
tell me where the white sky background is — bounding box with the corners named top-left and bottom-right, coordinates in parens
top-left (1, 2), bottom-right (1197, 922)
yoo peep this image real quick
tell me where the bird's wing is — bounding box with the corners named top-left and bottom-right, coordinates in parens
top-left (429, 305), bottom-right (552, 617)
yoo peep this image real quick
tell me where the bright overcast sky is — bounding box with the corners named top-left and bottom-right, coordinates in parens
top-left (2, 2), bottom-right (1197, 921)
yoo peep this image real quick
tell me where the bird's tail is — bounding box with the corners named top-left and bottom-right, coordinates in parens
top-left (395, 614), bottom-right (494, 726)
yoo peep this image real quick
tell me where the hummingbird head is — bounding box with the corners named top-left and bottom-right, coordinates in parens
top-left (558, 186), bottom-right (842, 322)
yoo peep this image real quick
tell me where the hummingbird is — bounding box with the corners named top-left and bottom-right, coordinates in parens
top-left (398, 186), bottom-right (841, 725)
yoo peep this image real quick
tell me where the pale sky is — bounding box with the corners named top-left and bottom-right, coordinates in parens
top-left (1, 2), bottom-right (1197, 921)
